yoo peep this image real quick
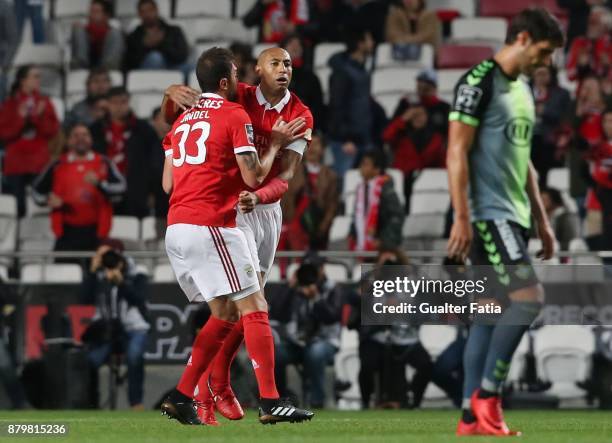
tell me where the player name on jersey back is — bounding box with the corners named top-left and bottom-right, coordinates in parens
top-left (164, 92), bottom-right (256, 228)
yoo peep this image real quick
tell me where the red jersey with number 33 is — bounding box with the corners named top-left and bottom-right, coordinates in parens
top-left (163, 93), bottom-right (256, 227)
top-left (237, 83), bottom-right (313, 195)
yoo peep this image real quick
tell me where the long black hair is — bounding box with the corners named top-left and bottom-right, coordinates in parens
top-left (10, 65), bottom-right (35, 96)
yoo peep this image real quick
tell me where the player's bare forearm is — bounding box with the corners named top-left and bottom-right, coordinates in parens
top-left (161, 84), bottom-right (200, 124)
top-left (277, 149), bottom-right (302, 182)
top-left (162, 156), bottom-right (173, 194)
top-left (526, 160), bottom-right (548, 225)
top-left (447, 121), bottom-right (473, 221)
top-left (236, 152), bottom-right (261, 188)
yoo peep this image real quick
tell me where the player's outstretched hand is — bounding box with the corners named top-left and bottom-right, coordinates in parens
top-left (536, 220), bottom-right (556, 260)
top-left (270, 116), bottom-right (307, 147)
top-left (165, 85), bottom-right (200, 110)
top-left (238, 191), bottom-right (259, 214)
top-left (447, 218), bottom-right (473, 263)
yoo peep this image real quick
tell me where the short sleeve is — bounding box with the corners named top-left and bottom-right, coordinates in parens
top-left (286, 106), bottom-right (314, 155)
top-left (449, 60), bottom-right (495, 127)
top-left (162, 132), bottom-right (173, 157)
top-left (229, 107), bottom-right (257, 154)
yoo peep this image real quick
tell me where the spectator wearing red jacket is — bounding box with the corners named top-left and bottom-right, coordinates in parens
top-left (0, 65), bottom-right (59, 216)
top-left (566, 6), bottom-right (612, 83)
top-left (383, 104), bottom-right (445, 213)
top-left (32, 124), bottom-right (126, 254)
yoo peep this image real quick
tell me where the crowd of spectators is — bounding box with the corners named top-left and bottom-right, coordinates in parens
top-left (0, 0), bottom-right (612, 411)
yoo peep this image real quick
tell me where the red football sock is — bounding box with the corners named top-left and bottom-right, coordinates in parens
top-left (176, 316), bottom-right (234, 398)
top-left (194, 366), bottom-right (213, 403)
top-left (209, 317), bottom-right (244, 391)
top-left (242, 311), bottom-right (279, 399)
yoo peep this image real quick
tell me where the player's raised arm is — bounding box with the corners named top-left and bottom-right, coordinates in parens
top-left (236, 116), bottom-right (305, 188)
top-left (162, 84), bottom-right (200, 124)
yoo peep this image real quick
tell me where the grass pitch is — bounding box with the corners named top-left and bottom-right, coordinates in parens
top-left (0, 409), bottom-right (611, 443)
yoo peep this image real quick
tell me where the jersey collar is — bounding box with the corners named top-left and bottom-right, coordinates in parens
top-left (255, 85), bottom-right (291, 113)
top-left (67, 151), bottom-right (94, 162)
top-left (201, 92), bottom-right (224, 99)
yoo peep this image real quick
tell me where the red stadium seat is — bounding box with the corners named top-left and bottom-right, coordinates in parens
top-left (480, 0), bottom-right (566, 21)
top-left (436, 44), bottom-right (494, 69)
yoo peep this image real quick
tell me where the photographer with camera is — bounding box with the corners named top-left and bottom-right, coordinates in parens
top-left (80, 242), bottom-right (150, 410)
top-left (269, 253), bottom-right (343, 408)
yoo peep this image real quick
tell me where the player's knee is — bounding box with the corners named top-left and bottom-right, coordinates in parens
top-left (235, 290), bottom-right (268, 315)
top-left (509, 284), bottom-right (544, 304)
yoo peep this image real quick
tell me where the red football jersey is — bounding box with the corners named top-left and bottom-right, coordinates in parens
top-left (237, 83), bottom-right (314, 195)
top-left (164, 93), bottom-right (256, 227)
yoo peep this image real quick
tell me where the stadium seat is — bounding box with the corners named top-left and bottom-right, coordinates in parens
top-left (427, 0), bottom-right (476, 17)
top-left (109, 215), bottom-right (141, 248)
top-left (507, 333), bottom-right (530, 383)
top-left (54, 0), bottom-right (89, 19)
top-left (19, 216), bottom-right (54, 242)
top-left (0, 195), bottom-right (18, 266)
top-left (375, 43), bottom-right (434, 70)
top-left (193, 41), bottom-right (232, 63)
top-left (374, 92), bottom-right (402, 118)
top-left (267, 264), bottom-right (281, 283)
top-left (451, 18), bottom-right (507, 43)
top-left (236, 0), bottom-right (258, 18)
top-left (152, 263), bottom-right (176, 283)
top-left (21, 263), bottom-right (83, 283)
top-left (547, 168), bottom-right (570, 191)
top-left (253, 43), bottom-right (277, 58)
top-left (402, 214), bottom-right (446, 238)
top-left (131, 92), bottom-right (165, 119)
top-left (334, 328), bottom-right (361, 404)
top-left (315, 67), bottom-right (332, 101)
top-left (314, 43), bottom-right (345, 69)
top-left (50, 97), bottom-right (65, 122)
top-left (192, 18), bottom-right (256, 43)
top-left (176, 0), bottom-right (231, 18)
top-left (534, 325), bottom-right (594, 399)
top-left (480, 0), bottom-right (565, 21)
top-left (412, 168), bottom-right (448, 192)
top-left (371, 67), bottom-right (420, 95)
top-left (329, 216), bottom-right (351, 243)
top-left (66, 70), bottom-right (123, 96)
top-left (436, 44), bottom-right (495, 69)
top-left (324, 263), bottom-right (349, 282)
top-left (0, 264), bottom-right (8, 281)
top-left (410, 192), bottom-right (449, 214)
top-left (419, 325), bottom-right (458, 357)
top-left (141, 216), bottom-right (158, 242)
top-left (352, 264), bottom-right (362, 282)
top-left (557, 69), bottom-right (577, 97)
top-left (12, 44), bottom-right (63, 67)
top-left (126, 70), bottom-right (184, 93)
top-left (437, 69), bottom-right (464, 96)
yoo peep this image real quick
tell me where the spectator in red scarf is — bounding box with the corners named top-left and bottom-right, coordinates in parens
top-left (566, 6), bottom-right (612, 83)
top-left (585, 108), bottom-right (612, 253)
top-left (392, 69), bottom-right (450, 135)
top-left (90, 87), bottom-right (163, 218)
top-left (383, 104), bottom-right (445, 213)
top-left (243, 0), bottom-right (309, 43)
top-left (71, 0), bottom-right (125, 70)
top-left (280, 133), bottom-right (338, 251)
top-left (572, 76), bottom-right (607, 237)
top-left (0, 65), bottom-right (59, 216)
top-left (32, 124), bottom-right (125, 254)
top-left (349, 151), bottom-right (404, 252)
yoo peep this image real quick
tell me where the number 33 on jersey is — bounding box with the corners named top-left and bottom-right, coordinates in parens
top-left (163, 92), bottom-right (257, 228)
